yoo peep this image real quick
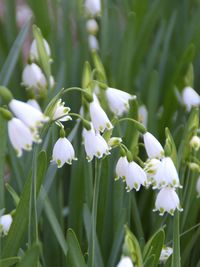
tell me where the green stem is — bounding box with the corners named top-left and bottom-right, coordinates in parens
top-left (89, 158), bottom-right (102, 267)
top-left (172, 210), bottom-right (181, 267)
top-left (117, 118), bottom-right (147, 134)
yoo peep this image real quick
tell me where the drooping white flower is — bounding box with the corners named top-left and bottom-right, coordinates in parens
top-left (27, 99), bottom-right (42, 111)
top-left (88, 35), bottom-right (99, 51)
top-left (196, 177), bottom-right (200, 198)
top-left (144, 158), bottom-right (161, 185)
top-left (116, 256), bottom-right (134, 267)
top-left (152, 157), bottom-right (181, 189)
top-left (143, 132), bottom-right (164, 159)
top-left (8, 118), bottom-right (38, 157)
top-left (22, 63), bottom-right (47, 91)
top-left (138, 105), bottom-right (148, 128)
top-left (159, 247), bottom-right (173, 263)
top-left (30, 38), bottom-right (51, 61)
top-left (85, 0), bottom-right (101, 17)
top-left (115, 156), bottom-right (129, 181)
top-left (52, 99), bottom-right (72, 122)
top-left (0, 214), bottom-right (12, 236)
top-left (52, 137), bottom-right (77, 167)
top-left (9, 99), bottom-right (49, 131)
top-left (154, 187), bottom-right (183, 216)
top-left (125, 161), bottom-right (147, 192)
top-left (89, 96), bottom-right (113, 132)
top-left (190, 135), bottom-right (200, 151)
top-left (182, 86), bottom-right (200, 112)
top-left (86, 19), bottom-right (99, 34)
top-left (82, 126), bottom-right (110, 161)
top-left (105, 87), bottom-right (136, 116)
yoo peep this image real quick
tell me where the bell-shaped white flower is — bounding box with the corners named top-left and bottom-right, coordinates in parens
top-left (52, 137), bottom-right (77, 167)
top-left (27, 99), bottom-right (42, 111)
top-left (153, 157), bottom-right (181, 189)
top-left (196, 177), bottom-right (200, 198)
top-left (0, 214), bottom-right (12, 236)
top-left (143, 132), bottom-right (164, 159)
top-left (9, 99), bottom-right (49, 131)
top-left (138, 105), bottom-right (148, 128)
top-left (116, 256), bottom-right (134, 267)
top-left (182, 86), bottom-right (200, 112)
top-left (52, 99), bottom-right (72, 122)
top-left (89, 96), bottom-right (113, 132)
top-left (125, 161), bottom-right (147, 192)
top-left (22, 63), bottom-right (47, 91)
top-left (190, 135), bottom-right (200, 151)
top-left (85, 0), bottom-right (101, 16)
top-left (159, 247), bottom-right (173, 263)
top-left (105, 87), bottom-right (136, 116)
top-left (144, 158), bottom-right (161, 185)
top-left (88, 35), bottom-right (99, 51)
top-left (154, 187), bottom-right (183, 216)
top-left (115, 156), bottom-right (129, 181)
top-left (86, 19), bottom-right (99, 34)
top-left (30, 38), bottom-right (51, 61)
top-left (83, 126), bottom-right (110, 161)
top-left (8, 118), bottom-right (38, 157)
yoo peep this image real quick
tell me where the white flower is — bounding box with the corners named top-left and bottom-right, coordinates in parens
top-left (52, 137), bottom-right (77, 167)
top-left (196, 177), bottom-right (200, 198)
top-left (152, 157), bottom-right (181, 189)
top-left (86, 19), bottom-right (99, 34)
top-left (0, 214), bottom-right (12, 236)
top-left (144, 158), bottom-right (161, 185)
top-left (159, 247), bottom-right (173, 263)
top-left (83, 126), bottom-right (110, 161)
top-left (52, 99), bottom-right (71, 122)
top-left (143, 132), bottom-right (164, 159)
top-left (9, 99), bottom-right (49, 131)
top-left (30, 38), bottom-right (51, 61)
top-left (88, 35), bottom-right (99, 51)
top-left (89, 96), bottom-right (113, 132)
top-left (85, 0), bottom-right (101, 16)
top-left (115, 156), bottom-right (129, 181)
top-left (182, 86), bottom-right (200, 112)
top-left (105, 87), bottom-right (136, 116)
top-left (190, 135), bottom-right (200, 151)
top-left (116, 257), bottom-right (134, 267)
top-left (22, 63), bottom-right (47, 92)
top-left (8, 118), bottom-right (38, 157)
top-left (125, 161), bottom-right (147, 192)
top-left (154, 187), bottom-right (183, 216)
top-left (27, 99), bottom-right (42, 111)
top-left (138, 105), bottom-right (148, 128)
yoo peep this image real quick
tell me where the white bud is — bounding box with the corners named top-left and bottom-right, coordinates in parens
top-left (116, 257), bottom-right (134, 267)
top-left (105, 87), bottom-right (136, 116)
top-left (89, 95), bottom-right (113, 132)
top-left (190, 135), bottom-right (200, 151)
top-left (143, 132), bottom-right (164, 159)
top-left (88, 35), bottom-right (99, 51)
top-left (154, 188), bottom-right (183, 216)
top-left (159, 247), bottom-right (173, 263)
top-left (108, 137), bottom-right (122, 148)
top-left (182, 86), bottom-right (200, 112)
top-left (30, 39), bottom-right (51, 61)
top-left (0, 214), bottom-right (12, 236)
top-left (52, 137), bottom-right (77, 167)
top-left (138, 105), bottom-right (148, 128)
top-left (196, 177), bottom-right (200, 197)
top-left (22, 63), bottom-right (47, 92)
top-left (188, 162), bottom-right (200, 172)
top-left (85, 0), bottom-right (101, 17)
top-left (115, 156), bottom-right (129, 181)
top-left (82, 125), bottom-right (110, 161)
top-left (52, 99), bottom-right (71, 122)
top-left (86, 19), bottom-right (99, 34)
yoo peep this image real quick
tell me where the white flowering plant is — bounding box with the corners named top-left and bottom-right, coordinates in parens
top-left (0, 2), bottom-right (199, 267)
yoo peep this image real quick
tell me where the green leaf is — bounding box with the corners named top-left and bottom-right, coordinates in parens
top-left (92, 51), bottom-right (107, 82)
top-left (82, 61), bottom-right (92, 89)
top-left (0, 257), bottom-right (20, 267)
top-left (164, 127), bottom-right (178, 167)
top-left (0, 20), bottom-right (30, 86)
top-left (16, 243), bottom-right (40, 267)
top-left (5, 183), bottom-right (20, 206)
top-left (36, 150), bottom-right (47, 195)
top-left (66, 229), bottom-right (86, 267)
top-left (143, 228), bottom-right (165, 267)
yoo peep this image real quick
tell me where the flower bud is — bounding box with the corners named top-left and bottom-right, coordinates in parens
top-left (159, 247), bottom-right (173, 263)
top-left (30, 38), bottom-right (51, 61)
top-left (182, 86), bottom-right (200, 112)
top-left (85, 0), bottom-right (101, 17)
top-left (138, 105), bottom-right (148, 128)
top-left (116, 257), bottom-right (134, 267)
top-left (143, 132), bottom-right (164, 159)
top-left (188, 162), bottom-right (200, 172)
top-left (196, 177), bottom-right (200, 197)
top-left (190, 135), bottom-right (200, 151)
top-left (107, 137), bottom-right (122, 148)
top-left (0, 214), bottom-right (12, 236)
top-left (88, 35), bottom-right (99, 51)
top-left (86, 19), bottom-right (98, 35)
